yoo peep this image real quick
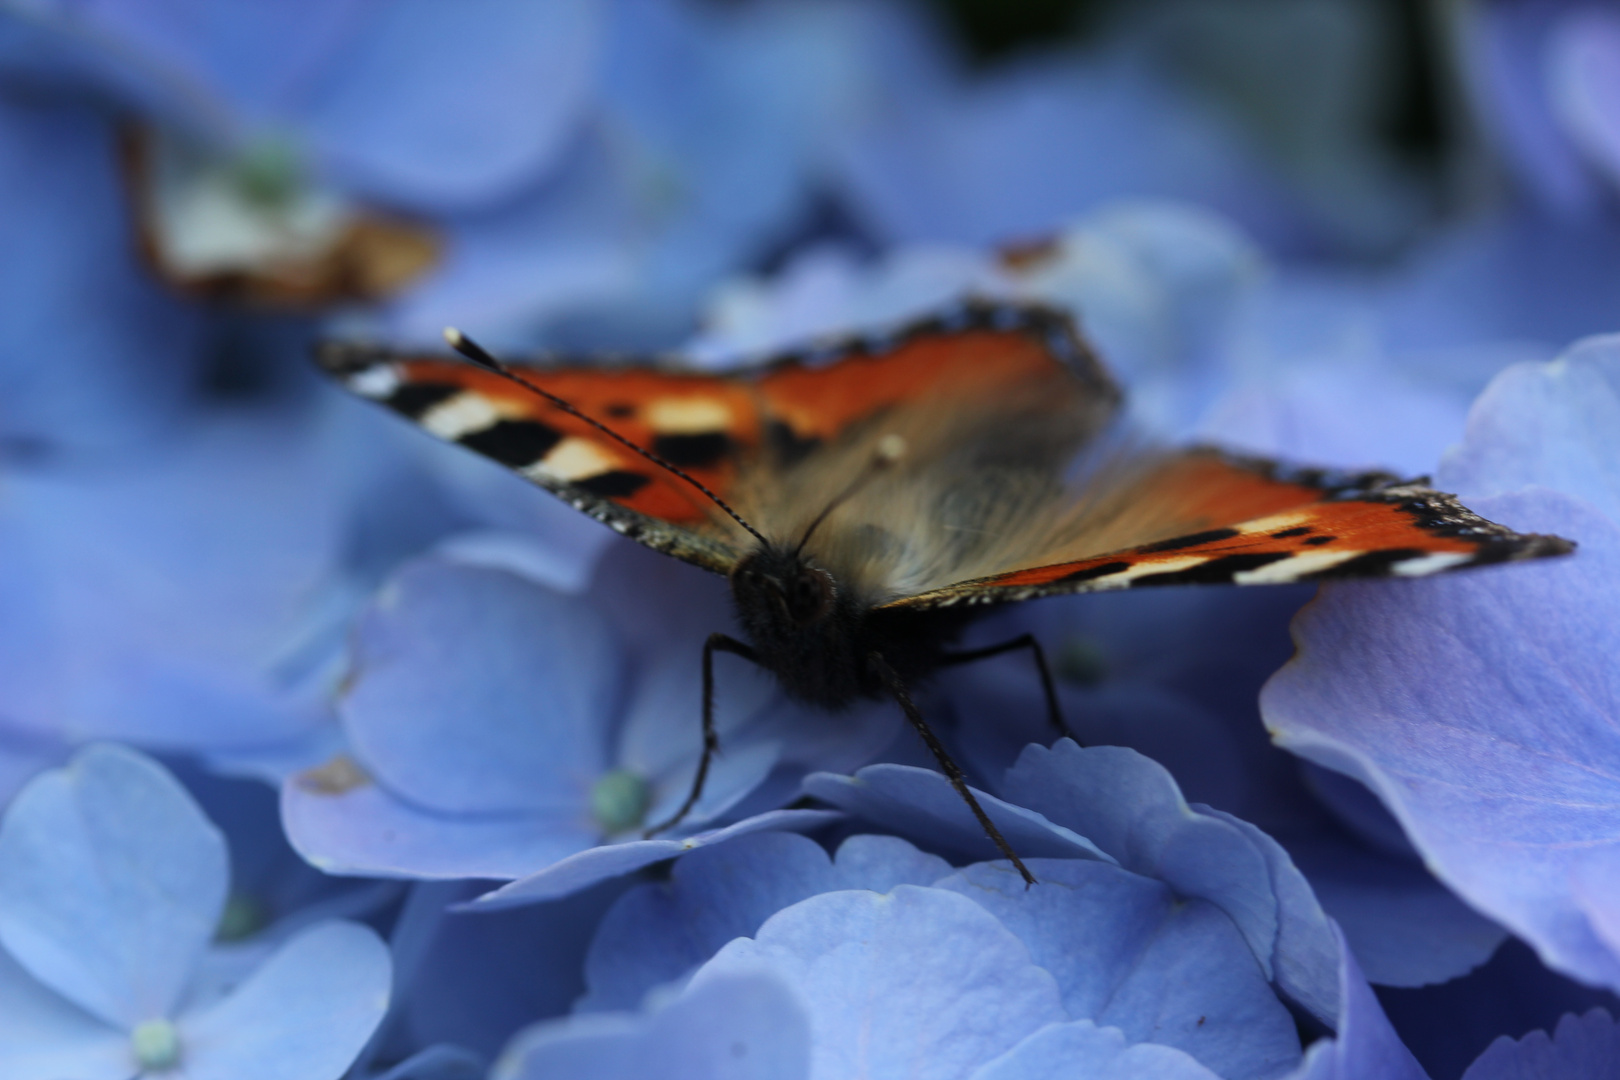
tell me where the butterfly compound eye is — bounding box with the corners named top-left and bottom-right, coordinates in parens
top-left (785, 566), bottom-right (834, 625)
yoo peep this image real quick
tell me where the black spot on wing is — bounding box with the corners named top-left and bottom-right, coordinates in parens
top-left (766, 420), bottom-right (821, 467)
top-left (574, 471), bottom-right (651, 498)
top-left (1060, 560), bottom-right (1132, 583)
top-left (459, 420), bottom-right (562, 468)
top-left (1135, 528), bottom-right (1242, 553)
top-left (604, 402), bottom-right (635, 419)
top-left (1305, 548), bottom-right (1425, 580)
top-left (389, 382), bottom-right (461, 418)
top-left (1271, 526), bottom-right (1312, 539)
top-left (1303, 535), bottom-right (1337, 546)
top-left (1130, 552), bottom-right (1291, 587)
top-left (651, 432), bottom-right (733, 468)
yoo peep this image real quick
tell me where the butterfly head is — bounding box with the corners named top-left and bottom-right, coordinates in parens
top-left (730, 546), bottom-right (837, 629)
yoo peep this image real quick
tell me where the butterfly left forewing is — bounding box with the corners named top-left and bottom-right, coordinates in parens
top-left (316, 342), bottom-right (756, 573)
top-left (881, 450), bottom-right (1575, 609)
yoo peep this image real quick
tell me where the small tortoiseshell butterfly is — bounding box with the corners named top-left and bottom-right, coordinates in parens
top-left (319, 302), bottom-right (1572, 883)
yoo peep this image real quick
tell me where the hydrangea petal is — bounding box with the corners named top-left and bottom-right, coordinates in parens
top-left (579, 832), bottom-right (949, 1013)
top-left (969, 1019), bottom-right (1222, 1080)
top-left (373, 1044), bottom-right (486, 1080)
top-left (0, 92), bottom-right (201, 453)
top-left (468, 809), bottom-right (843, 908)
top-left (282, 763), bottom-right (594, 881)
top-left (343, 559), bottom-right (622, 815)
top-left (801, 764), bottom-right (1111, 864)
top-left (938, 860), bottom-right (1301, 1079)
top-left (178, 920), bottom-right (390, 1080)
top-left (1546, 10), bottom-right (1620, 196)
top-left (1437, 336), bottom-right (1620, 520)
top-left (693, 886), bottom-right (1067, 1080)
top-left (302, 0), bottom-right (601, 209)
top-left (1461, 1008), bottom-right (1620, 1080)
top-left (1292, 926), bottom-right (1426, 1080)
top-left (0, 945), bottom-right (128, 1080)
top-left (1263, 490), bottom-right (1620, 991)
top-left (1006, 742), bottom-right (1340, 1021)
top-left (0, 744), bottom-right (226, 1027)
top-left (495, 971), bottom-right (810, 1080)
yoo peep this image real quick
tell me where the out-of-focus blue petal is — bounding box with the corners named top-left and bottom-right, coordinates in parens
top-left (1291, 926), bottom-right (1426, 1080)
top-left (495, 971), bottom-right (810, 1080)
top-left (1263, 490), bottom-right (1620, 992)
top-left (0, 94), bottom-right (202, 453)
top-left (579, 832), bottom-right (950, 1013)
top-left (1438, 337), bottom-right (1620, 520)
top-left (1461, 1008), bottom-right (1620, 1080)
top-left (282, 763), bottom-right (595, 881)
top-left (467, 808), bottom-right (843, 908)
top-left (371, 1044), bottom-right (485, 1080)
top-left (834, 46), bottom-right (1294, 252)
top-left (802, 763), bottom-right (1110, 864)
top-left (177, 920), bottom-right (390, 1080)
top-left (0, 409), bottom-right (351, 751)
top-left (376, 130), bottom-right (639, 346)
top-left (0, 946), bottom-right (127, 1080)
top-left (938, 860), bottom-right (1302, 1078)
top-left (1547, 9), bottom-right (1620, 195)
top-left (1458, 0), bottom-right (1606, 216)
top-left (301, 0), bottom-right (601, 210)
top-left (0, 744), bottom-right (226, 1028)
top-left (694, 886), bottom-right (1067, 1078)
top-left (969, 1019), bottom-right (1222, 1080)
top-left (342, 559), bottom-right (622, 816)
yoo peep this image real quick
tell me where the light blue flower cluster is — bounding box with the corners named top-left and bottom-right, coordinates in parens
top-left (4, 1), bottom-right (1620, 1078)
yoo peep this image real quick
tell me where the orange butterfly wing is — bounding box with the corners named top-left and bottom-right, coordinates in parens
top-left (882, 451), bottom-right (1574, 609)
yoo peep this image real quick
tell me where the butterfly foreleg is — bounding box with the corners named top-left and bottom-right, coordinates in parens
top-left (643, 633), bottom-right (760, 838)
top-left (940, 634), bottom-right (1074, 743)
top-left (867, 651), bottom-right (1038, 888)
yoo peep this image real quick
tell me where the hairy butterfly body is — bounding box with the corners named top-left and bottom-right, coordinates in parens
top-left (319, 301), bottom-right (1573, 884)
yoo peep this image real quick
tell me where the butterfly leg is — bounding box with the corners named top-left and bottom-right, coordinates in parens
top-left (868, 651), bottom-right (1037, 888)
top-left (643, 632), bottom-right (760, 838)
top-left (940, 634), bottom-right (1075, 743)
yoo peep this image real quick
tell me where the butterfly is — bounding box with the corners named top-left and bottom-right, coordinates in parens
top-left (318, 301), bottom-right (1573, 884)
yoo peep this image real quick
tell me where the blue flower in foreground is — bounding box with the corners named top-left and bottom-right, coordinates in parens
top-left (502, 752), bottom-right (1422, 1079)
top-left (0, 743), bottom-right (390, 1080)
top-left (1263, 337), bottom-right (1620, 993)
top-left (282, 545), bottom-right (869, 894)
top-left (1461, 1009), bottom-right (1620, 1080)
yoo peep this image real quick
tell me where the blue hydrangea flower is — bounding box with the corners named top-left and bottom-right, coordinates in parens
top-left (282, 545), bottom-right (868, 893)
top-left (0, 743), bottom-right (391, 1080)
top-left (500, 749), bottom-right (1423, 1078)
top-left (1263, 338), bottom-right (1620, 993)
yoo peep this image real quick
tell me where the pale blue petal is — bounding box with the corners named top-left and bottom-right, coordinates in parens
top-left (468, 809), bottom-right (842, 907)
top-left (1007, 742), bottom-right (1340, 1022)
top-left (1263, 490), bottom-right (1620, 992)
top-left (970, 1020), bottom-right (1222, 1080)
top-left (178, 921), bottom-right (390, 1080)
top-left (0, 945), bottom-right (128, 1080)
top-left (0, 744), bottom-right (226, 1027)
top-left (495, 972), bottom-right (810, 1080)
top-left (801, 764), bottom-right (1110, 863)
top-left (938, 860), bottom-right (1301, 1080)
top-left (1438, 337), bottom-right (1620, 521)
top-left (694, 886), bottom-right (1066, 1079)
top-left (281, 764), bottom-right (594, 881)
top-left (580, 832), bottom-right (842, 1013)
top-left (343, 559), bottom-right (622, 815)
top-left (303, 0), bottom-right (602, 209)
top-left (1291, 927), bottom-right (1426, 1080)
top-left (1461, 1008), bottom-right (1620, 1080)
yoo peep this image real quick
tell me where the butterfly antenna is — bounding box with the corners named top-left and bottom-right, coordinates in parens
top-left (443, 328), bottom-right (769, 547)
top-left (793, 434), bottom-right (906, 557)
